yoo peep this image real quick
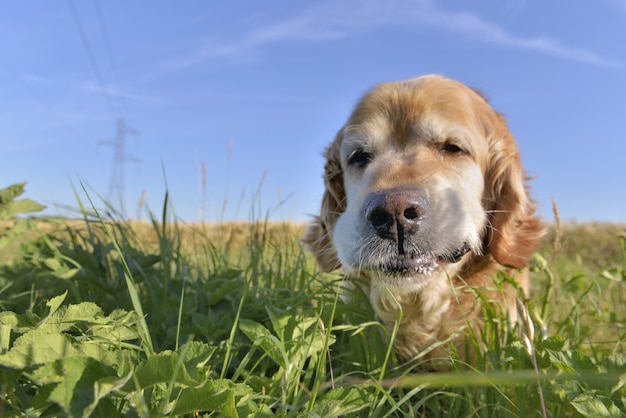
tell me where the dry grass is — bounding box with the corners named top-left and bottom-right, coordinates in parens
top-left (540, 221), bottom-right (626, 276)
top-left (5, 218), bottom-right (624, 269)
top-left (127, 220), bottom-right (306, 253)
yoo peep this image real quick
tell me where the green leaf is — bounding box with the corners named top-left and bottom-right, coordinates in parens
top-left (91, 310), bottom-right (140, 343)
top-left (39, 301), bottom-right (104, 333)
top-left (177, 340), bottom-right (218, 370)
top-left (239, 318), bottom-right (288, 369)
top-left (0, 182), bottom-right (27, 204)
top-left (29, 356), bottom-right (127, 418)
top-left (0, 309), bottom-right (40, 331)
top-left (123, 353), bottom-right (196, 391)
top-left (265, 306), bottom-right (322, 350)
top-left (46, 292), bottom-right (68, 316)
top-left (121, 342), bottom-right (216, 392)
top-left (169, 379), bottom-right (252, 417)
top-left (0, 330), bottom-right (76, 369)
top-left (547, 348), bottom-right (597, 375)
top-left (36, 292), bottom-right (68, 327)
top-left (265, 305), bottom-right (294, 341)
top-left (0, 198), bottom-right (46, 220)
top-left (542, 335), bottom-right (567, 351)
top-left (310, 387), bottom-right (373, 416)
top-left (571, 392), bottom-right (624, 418)
top-left (0, 323), bottom-right (117, 370)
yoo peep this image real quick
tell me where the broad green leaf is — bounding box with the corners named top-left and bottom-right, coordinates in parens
top-left (310, 387), bottom-right (373, 416)
top-left (53, 302), bottom-right (103, 324)
top-left (36, 292), bottom-right (68, 327)
top-left (265, 306), bottom-right (321, 349)
top-left (0, 198), bottom-right (46, 220)
top-left (0, 331), bottom-right (77, 368)
top-left (122, 354), bottom-right (196, 391)
top-left (0, 182), bottom-right (27, 204)
top-left (46, 292), bottom-right (68, 317)
top-left (265, 304), bottom-right (295, 341)
top-left (39, 301), bottom-right (104, 333)
top-left (0, 326), bottom-right (117, 369)
top-left (547, 348), bottom-right (597, 375)
top-left (0, 182), bottom-right (43, 221)
top-left (177, 340), bottom-right (218, 370)
top-left (91, 310), bottom-right (139, 343)
top-left (30, 356), bottom-right (126, 418)
top-left (0, 309), bottom-right (40, 331)
top-left (239, 318), bottom-right (288, 369)
top-left (120, 342), bottom-right (216, 392)
top-left (169, 379), bottom-right (252, 417)
top-left (571, 392), bottom-right (624, 418)
top-left (542, 335), bottom-right (567, 351)
top-left (292, 316), bottom-right (319, 341)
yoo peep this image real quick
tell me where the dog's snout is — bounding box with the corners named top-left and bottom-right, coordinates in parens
top-left (365, 189), bottom-right (426, 244)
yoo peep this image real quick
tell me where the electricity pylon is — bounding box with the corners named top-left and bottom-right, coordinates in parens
top-left (100, 118), bottom-right (139, 215)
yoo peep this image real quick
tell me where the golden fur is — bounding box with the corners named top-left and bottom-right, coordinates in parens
top-left (302, 74), bottom-right (543, 368)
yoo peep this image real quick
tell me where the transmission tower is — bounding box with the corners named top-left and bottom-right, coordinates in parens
top-left (99, 118), bottom-right (140, 215)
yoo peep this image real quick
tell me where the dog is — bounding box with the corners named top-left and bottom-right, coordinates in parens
top-left (302, 74), bottom-right (543, 368)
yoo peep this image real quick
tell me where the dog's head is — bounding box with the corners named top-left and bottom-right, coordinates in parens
top-left (303, 75), bottom-right (542, 291)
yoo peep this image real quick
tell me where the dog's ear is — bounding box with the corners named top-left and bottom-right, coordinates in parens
top-left (484, 113), bottom-right (543, 269)
top-left (301, 131), bottom-right (345, 272)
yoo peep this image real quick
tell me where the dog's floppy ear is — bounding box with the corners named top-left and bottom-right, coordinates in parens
top-left (484, 113), bottom-right (543, 269)
top-left (301, 131), bottom-right (346, 272)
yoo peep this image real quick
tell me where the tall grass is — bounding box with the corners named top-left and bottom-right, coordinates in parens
top-left (1, 183), bottom-right (625, 416)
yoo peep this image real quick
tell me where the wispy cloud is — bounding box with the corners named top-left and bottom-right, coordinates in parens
top-left (21, 73), bottom-right (168, 105)
top-left (81, 82), bottom-right (168, 105)
top-left (164, 0), bottom-right (619, 71)
top-left (159, 13), bottom-right (347, 72)
top-left (403, 3), bottom-right (619, 67)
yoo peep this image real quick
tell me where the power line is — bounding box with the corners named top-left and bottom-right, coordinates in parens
top-left (93, 0), bottom-right (128, 117)
top-left (67, 0), bottom-right (117, 119)
top-left (68, 0), bottom-right (141, 215)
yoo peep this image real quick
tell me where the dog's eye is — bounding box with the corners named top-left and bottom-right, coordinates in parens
top-left (348, 149), bottom-right (373, 167)
top-left (442, 142), bottom-right (464, 154)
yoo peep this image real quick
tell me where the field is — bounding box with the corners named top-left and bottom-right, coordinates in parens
top-left (1, 183), bottom-right (626, 417)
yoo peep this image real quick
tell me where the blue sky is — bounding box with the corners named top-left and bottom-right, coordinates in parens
top-left (1, 1), bottom-right (625, 223)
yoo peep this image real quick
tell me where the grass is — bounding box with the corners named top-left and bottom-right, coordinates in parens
top-left (1, 182), bottom-right (626, 417)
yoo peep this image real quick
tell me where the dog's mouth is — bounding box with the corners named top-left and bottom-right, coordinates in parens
top-left (375, 243), bottom-right (471, 275)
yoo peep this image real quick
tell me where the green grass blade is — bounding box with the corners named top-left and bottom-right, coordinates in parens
top-left (79, 181), bottom-right (154, 356)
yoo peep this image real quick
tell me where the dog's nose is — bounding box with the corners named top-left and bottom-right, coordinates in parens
top-left (364, 189), bottom-right (426, 243)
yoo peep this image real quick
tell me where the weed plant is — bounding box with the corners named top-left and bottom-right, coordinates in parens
top-left (0, 182), bottom-right (626, 417)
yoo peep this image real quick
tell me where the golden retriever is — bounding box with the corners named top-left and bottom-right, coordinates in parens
top-left (302, 74), bottom-right (543, 368)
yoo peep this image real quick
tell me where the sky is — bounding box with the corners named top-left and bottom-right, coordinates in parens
top-left (1, 1), bottom-right (625, 224)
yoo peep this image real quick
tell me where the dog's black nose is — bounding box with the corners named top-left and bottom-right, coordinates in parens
top-left (364, 189), bottom-right (427, 248)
